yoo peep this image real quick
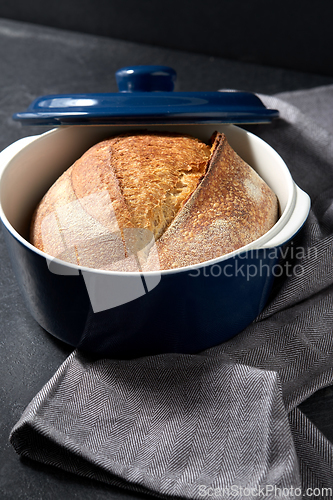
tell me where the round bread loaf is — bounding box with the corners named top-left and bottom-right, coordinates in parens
top-left (30, 132), bottom-right (211, 270)
top-left (30, 131), bottom-right (278, 271)
top-left (154, 132), bottom-right (279, 269)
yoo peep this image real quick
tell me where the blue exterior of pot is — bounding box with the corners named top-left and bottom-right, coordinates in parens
top-left (2, 220), bottom-right (282, 358)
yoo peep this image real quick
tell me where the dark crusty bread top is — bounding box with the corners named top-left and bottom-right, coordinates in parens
top-left (30, 130), bottom-right (278, 271)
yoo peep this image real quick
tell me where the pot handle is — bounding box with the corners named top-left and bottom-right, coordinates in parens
top-left (260, 184), bottom-right (311, 249)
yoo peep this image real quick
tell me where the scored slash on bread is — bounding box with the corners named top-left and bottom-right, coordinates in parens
top-left (30, 131), bottom-right (278, 271)
top-left (152, 132), bottom-right (278, 269)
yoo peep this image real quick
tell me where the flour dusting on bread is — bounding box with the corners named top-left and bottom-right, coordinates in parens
top-left (30, 131), bottom-right (278, 271)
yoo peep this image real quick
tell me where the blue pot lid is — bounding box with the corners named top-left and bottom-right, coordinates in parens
top-left (13, 66), bottom-right (279, 126)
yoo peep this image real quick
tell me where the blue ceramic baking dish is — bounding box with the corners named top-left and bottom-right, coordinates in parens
top-left (0, 66), bottom-right (310, 358)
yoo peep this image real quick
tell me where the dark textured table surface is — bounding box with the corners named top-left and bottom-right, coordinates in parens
top-left (1, 18), bottom-right (333, 500)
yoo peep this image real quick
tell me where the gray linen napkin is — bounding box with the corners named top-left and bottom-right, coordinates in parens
top-left (9, 90), bottom-right (333, 498)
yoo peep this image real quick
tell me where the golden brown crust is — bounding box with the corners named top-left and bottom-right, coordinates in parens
top-left (30, 131), bottom-right (211, 270)
top-left (106, 132), bottom-right (211, 239)
top-left (154, 132), bottom-right (278, 269)
top-left (71, 139), bottom-right (133, 232)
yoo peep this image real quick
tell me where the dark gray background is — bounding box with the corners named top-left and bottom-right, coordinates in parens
top-left (0, 0), bottom-right (332, 76)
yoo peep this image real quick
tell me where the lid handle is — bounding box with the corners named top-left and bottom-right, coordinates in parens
top-left (115, 65), bottom-right (177, 92)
